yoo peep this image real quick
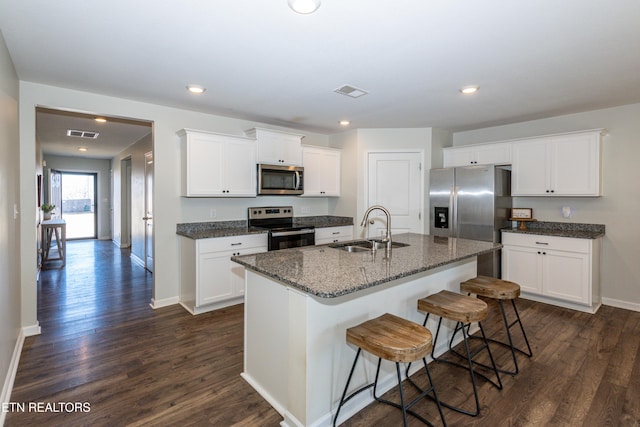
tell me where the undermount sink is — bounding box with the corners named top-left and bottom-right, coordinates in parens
top-left (335, 245), bottom-right (371, 253)
top-left (329, 240), bottom-right (410, 252)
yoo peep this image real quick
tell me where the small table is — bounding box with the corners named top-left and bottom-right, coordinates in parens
top-left (41, 219), bottom-right (66, 268)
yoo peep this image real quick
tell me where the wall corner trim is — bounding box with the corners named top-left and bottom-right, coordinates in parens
top-left (1, 328), bottom-right (27, 425)
top-left (149, 296), bottom-right (180, 309)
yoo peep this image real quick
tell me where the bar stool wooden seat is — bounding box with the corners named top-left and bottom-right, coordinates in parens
top-left (334, 313), bottom-right (446, 427)
top-left (459, 276), bottom-right (533, 375)
top-left (409, 290), bottom-right (502, 417)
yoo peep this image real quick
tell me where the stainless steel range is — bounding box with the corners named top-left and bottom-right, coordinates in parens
top-left (248, 206), bottom-right (315, 251)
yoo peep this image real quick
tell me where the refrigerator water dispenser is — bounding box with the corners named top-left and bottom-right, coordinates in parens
top-left (434, 207), bottom-right (449, 229)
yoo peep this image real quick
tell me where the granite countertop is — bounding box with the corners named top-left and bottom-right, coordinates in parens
top-left (231, 233), bottom-right (500, 298)
top-left (502, 221), bottom-right (605, 239)
top-left (177, 216), bottom-right (354, 239)
top-left (176, 220), bottom-right (265, 239)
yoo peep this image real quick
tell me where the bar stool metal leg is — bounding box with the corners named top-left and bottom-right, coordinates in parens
top-left (335, 313), bottom-right (447, 427)
top-left (459, 276), bottom-right (533, 375)
top-left (335, 351), bottom-right (446, 427)
top-left (406, 290), bottom-right (502, 417)
top-left (452, 297), bottom-right (533, 375)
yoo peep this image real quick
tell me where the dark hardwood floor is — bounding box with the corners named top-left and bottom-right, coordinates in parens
top-left (6, 240), bottom-right (640, 426)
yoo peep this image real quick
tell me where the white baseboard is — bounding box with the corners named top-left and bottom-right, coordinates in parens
top-left (130, 253), bottom-right (145, 268)
top-left (22, 323), bottom-right (41, 337)
top-left (602, 297), bottom-right (640, 312)
top-left (111, 240), bottom-right (131, 249)
top-left (179, 298), bottom-right (243, 316)
top-left (150, 296), bottom-right (179, 309)
top-left (1, 329), bottom-right (26, 426)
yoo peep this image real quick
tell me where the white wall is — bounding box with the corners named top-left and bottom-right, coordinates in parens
top-left (42, 154), bottom-right (112, 239)
top-left (327, 129), bottom-right (358, 219)
top-left (453, 103), bottom-right (640, 309)
top-left (18, 81), bottom-right (332, 321)
top-left (0, 29), bottom-right (22, 419)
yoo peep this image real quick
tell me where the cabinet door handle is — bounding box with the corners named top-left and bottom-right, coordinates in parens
top-left (535, 242), bottom-right (549, 245)
top-left (231, 242), bottom-right (242, 246)
top-left (332, 232), bottom-right (340, 235)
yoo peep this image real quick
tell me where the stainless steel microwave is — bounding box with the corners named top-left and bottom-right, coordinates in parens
top-left (257, 164), bottom-right (304, 195)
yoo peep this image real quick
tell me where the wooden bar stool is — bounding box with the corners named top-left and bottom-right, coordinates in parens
top-left (459, 276), bottom-right (533, 375)
top-left (333, 313), bottom-right (446, 427)
top-left (409, 290), bottom-right (502, 417)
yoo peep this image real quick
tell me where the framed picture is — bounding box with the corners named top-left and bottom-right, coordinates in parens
top-left (37, 174), bottom-right (42, 207)
top-left (511, 208), bottom-right (533, 220)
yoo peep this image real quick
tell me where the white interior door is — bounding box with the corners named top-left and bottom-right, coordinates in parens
top-left (49, 168), bottom-right (62, 216)
top-left (366, 152), bottom-right (423, 238)
top-left (144, 152), bottom-right (154, 272)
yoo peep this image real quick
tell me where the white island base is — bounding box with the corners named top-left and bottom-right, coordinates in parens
top-left (242, 257), bottom-right (477, 427)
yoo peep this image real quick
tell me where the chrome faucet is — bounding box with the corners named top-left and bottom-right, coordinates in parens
top-left (360, 205), bottom-right (392, 251)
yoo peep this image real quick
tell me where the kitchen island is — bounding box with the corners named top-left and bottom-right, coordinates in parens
top-left (231, 233), bottom-right (500, 427)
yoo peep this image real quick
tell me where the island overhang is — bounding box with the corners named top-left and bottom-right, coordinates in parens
top-left (232, 233), bottom-right (501, 427)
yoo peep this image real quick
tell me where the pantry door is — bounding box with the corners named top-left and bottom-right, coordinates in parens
top-left (366, 151), bottom-right (423, 238)
top-left (144, 151), bottom-right (154, 272)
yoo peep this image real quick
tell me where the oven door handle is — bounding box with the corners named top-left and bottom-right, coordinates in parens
top-left (270, 228), bottom-right (315, 237)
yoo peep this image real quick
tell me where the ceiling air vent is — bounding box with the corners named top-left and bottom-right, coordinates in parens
top-left (66, 129), bottom-right (99, 139)
top-left (334, 85), bottom-right (368, 98)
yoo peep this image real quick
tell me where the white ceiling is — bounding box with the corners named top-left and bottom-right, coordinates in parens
top-left (2, 0), bottom-right (640, 157)
top-left (35, 108), bottom-right (152, 159)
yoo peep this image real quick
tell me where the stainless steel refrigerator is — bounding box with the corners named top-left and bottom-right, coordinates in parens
top-left (429, 165), bottom-right (512, 278)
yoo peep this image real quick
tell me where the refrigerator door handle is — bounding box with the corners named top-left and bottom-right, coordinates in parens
top-left (451, 185), bottom-right (458, 238)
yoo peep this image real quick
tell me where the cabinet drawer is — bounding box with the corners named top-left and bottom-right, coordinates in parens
top-left (315, 225), bottom-right (353, 240)
top-left (502, 232), bottom-right (590, 253)
top-left (197, 233), bottom-right (268, 253)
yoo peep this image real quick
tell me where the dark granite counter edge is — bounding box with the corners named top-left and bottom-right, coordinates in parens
top-left (233, 244), bottom-right (501, 299)
top-left (177, 228), bottom-right (267, 239)
top-left (502, 221), bottom-right (605, 239)
top-left (177, 216), bottom-right (354, 239)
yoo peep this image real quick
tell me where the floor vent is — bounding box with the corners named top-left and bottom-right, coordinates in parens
top-left (334, 85), bottom-right (368, 98)
top-left (67, 129), bottom-right (99, 139)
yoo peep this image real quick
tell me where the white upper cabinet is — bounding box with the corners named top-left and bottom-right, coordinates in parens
top-left (512, 130), bottom-right (602, 196)
top-left (245, 127), bottom-right (304, 166)
top-left (301, 146), bottom-right (341, 197)
top-left (443, 142), bottom-right (512, 167)
top-left (179, 129), bottom-right (256, 197)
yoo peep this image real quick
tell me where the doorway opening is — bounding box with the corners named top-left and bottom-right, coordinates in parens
top-left (55, 171), bottom-right (98, 239)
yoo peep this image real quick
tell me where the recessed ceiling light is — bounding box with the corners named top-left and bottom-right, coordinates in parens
top-left (288, 0), bottom-right (321, 14)
top-left (187, 85), bottom-right (206, 94)
top-left (460, 85), bottom-right (479, 95)
top-left (94, 117), bottom-right (107, 123)
top-left (78, 147), bottom-right (88, 152)
top-left (339, 120), bottom-right (350, 126)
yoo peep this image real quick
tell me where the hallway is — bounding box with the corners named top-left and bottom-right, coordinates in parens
top-left (6, 240), bottom-right (281, 426)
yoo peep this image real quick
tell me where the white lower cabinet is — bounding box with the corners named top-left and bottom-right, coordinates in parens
top-left (501, 232), bottom-right (601, 313)
top-left (315, 225), bottom-right (353, 245)
top-left (179, 233), bottom-right (267, 314)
